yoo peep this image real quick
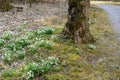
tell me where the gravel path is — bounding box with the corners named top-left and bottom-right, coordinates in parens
top-left (96, 4), bottom-right (120, 41)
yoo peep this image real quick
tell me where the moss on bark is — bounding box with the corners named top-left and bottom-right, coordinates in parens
top-left (0, 1), bottom-right (12, 11)
top-left (61, 0), bottom-right (94, 44)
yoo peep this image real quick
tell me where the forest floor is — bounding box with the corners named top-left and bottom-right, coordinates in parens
top-left (0, 2), bottom-right (120, 80)
top-left (0, 2), bottom-right (67, 33)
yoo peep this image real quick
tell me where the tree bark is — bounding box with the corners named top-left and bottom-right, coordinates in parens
top-left (0, 0), bottom-right (12, 11)
top-left (61, 0), bottom-right (94, 44)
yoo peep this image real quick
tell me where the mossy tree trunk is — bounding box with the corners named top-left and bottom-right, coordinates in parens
top-left (61, 0), bottom-right (94, 44)
top-left (0, 0), bottom-right (12, 11)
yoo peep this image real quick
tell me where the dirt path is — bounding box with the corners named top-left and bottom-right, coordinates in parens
top-left (96, 4), bottom-right (120, 41)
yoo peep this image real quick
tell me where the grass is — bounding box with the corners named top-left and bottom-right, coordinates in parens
top-left (0, 4), bottom-right (120, 80)
top-left (91, 1), bottom-right (120, 5)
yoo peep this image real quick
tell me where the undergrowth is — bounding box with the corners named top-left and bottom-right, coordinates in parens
top-left (0, 5), bottom-right (120, 80)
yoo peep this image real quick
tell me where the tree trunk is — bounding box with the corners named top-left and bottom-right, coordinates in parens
top-left (0, 0), bottom-right (12, 11)
top-left (88, 0), bottom-right (90, 7)
top-left (61, 0), bottom-right (94, 44)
